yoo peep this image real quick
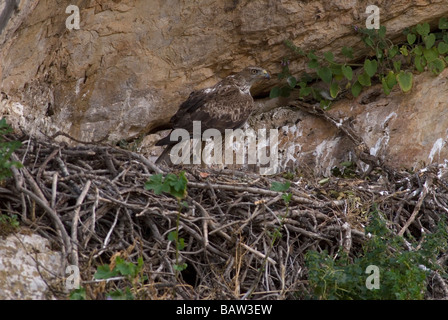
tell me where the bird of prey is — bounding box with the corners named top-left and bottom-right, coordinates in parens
top-left (155, 66), bottom-right (270, 165)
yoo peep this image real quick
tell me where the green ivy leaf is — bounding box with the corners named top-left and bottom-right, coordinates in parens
top-left (358, 72), bottom-right (371, 87)
top-left (0, 118), bottom-right (23, 180)
top-left (177, 237), bottom-right (186, 250)
top-left (438, 41), bottom-right (448, 54)
top-left (439, 17), bottom-right (448, 30)
top-left (388, 45), bottom-right (399, 58)
top-left (423, 47), bottom-right (438, 63)
top-left (168, 231), bottom-right (177, 242)
top-left (317, 66), bottom-right (332, 84)
top-left (107, 288), bottom-right (134, 300)
top-left (378, 25), bottom-right (387, 39)
top-left (94, 264), bottom-right (118, 279)
top-left (424, 33), bottom-right (436, 49)
top-left (331, 65), bottom-right (343, 76)
top-left (308, 51), bottom-right (318, 60)
top-left (341, 65), bottom-right (353, 81)
top-left (145, 172), bottom-right (188, 200)
top-left (299, 87), bottom-right (312, 97)
top-left (381, 72), bottom-right (397, 96)
top-left (393, 60), bottom-right (402, 73)
top-left (281, 193), bottom-right (292, 204)
top-left (115, 258), bottom-right (136, 277)
top-left (308, 59), bottom-right (319, 69)
top-left (269, 86), bottom-right (280, 99)
top-left (412, 45), bottom-right (423, 56)
top-left (382, 78), bottom-right (391, 95)
top-left (400, 46), bottom-right (409, 57)
top-left (324, 51), bottom-right (335, 62)
top-left (137, 256), bottom-right (144, 270)
top-left (364, 36), bottom-right (374, 48)
top-left (271, 181), bottom-right (291, 192)
top-left (319, 99), bottom-right (331, 110)
top-left (396, 71), bottom-right (413, 92)
top-left (145, 174), bottom-right (169, 195)
top-left (330, 82), bottom-right (340, 99)
top-left (416, 23), bottom-right (430, 36)
top-left (364, 59), bottom-right (378, 77)
top-left (375, 47), bottom-right (383, 59)
top-left (342, 46), bottom-right (354, 59)
top-left (173, 263), bottom-right (188, 272)
top-left (170, 172), bottom-right (188, 199)
top-left (414, 55), bottom-right (425, 72)
top-left (429, 58), bottom-right (446, 75)
top-left (287, 76), bottom-right (297, 88)
top-left (298, 81), bottom-right (307, 88)
top-left (351, 81), bottom-right (363, 97)
top-left (69, 288), bottom-right (87, 300)
top-left (385, 71), bottom-right (397, 89)
top-left (407, 33), bottom-right (417, 45)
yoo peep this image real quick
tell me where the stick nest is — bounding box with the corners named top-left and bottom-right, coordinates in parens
top-left (1, 134), bottom-right (448, 300)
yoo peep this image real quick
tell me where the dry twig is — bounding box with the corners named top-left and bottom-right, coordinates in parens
top-left (0, 135), bottom-right (447, 299)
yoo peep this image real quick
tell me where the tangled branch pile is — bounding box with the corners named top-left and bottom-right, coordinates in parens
top-left (1, 133), bottom-right (448, 300)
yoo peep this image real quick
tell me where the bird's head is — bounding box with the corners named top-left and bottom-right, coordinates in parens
top-left (228, 66), bottom-right (270, 93)
top-left (241, 66), bottom-right (271, 83)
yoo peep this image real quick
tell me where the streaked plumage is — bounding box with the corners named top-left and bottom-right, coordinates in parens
top-left (155, 66), bottom-right (270, 165)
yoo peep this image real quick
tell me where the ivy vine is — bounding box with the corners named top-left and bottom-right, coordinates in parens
top-left (270, 18), bottom-right (448, 109)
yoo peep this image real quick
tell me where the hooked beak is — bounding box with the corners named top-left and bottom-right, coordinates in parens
top-left (262, 69), bottom-right (271, 80)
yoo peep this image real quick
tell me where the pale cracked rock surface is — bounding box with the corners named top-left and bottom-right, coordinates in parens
top-left (0, 231), bottom-right (63, 300)
top-left (250, 69), bottom-right (448, 175)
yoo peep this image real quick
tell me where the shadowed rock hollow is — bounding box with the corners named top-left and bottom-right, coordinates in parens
top-left (1, 0), bottom-right (448, 174)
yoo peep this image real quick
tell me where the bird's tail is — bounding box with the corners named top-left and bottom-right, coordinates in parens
top-left (155, 144), bottom-right (174, 166)
top-left (155, 134), bottom-right (172, 146)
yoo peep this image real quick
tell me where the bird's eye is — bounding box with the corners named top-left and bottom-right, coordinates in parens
top-left (251, 69), bottom-right (258, 75)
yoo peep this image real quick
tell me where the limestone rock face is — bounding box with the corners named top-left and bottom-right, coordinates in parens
top-left (1, 0), bottom-right (448, 173)
top-left (0, 231), bottom-right (63, 300)
top-left (252, 69), bottom-right (448, 175)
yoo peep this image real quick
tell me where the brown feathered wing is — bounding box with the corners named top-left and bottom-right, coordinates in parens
top-left (155, 82), bottom-right (254, 165)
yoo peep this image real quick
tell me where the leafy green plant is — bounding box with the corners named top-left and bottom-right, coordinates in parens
top-left (96, 256), bottom-right (144, 300)
top-left (0, 213), bottom-right (20, 236)
top-left (70, 256), bottom-right (145, 300)
top-left (69, 287), bottom-right (86, 300)
top-left (94, 256), bottom-right (144, 282)
top-left (272, 18), bottom-right (448, 108)
top-left (0, 214), bottom-right (19, 228)
top-left (145, 171), bottom-right (188, 273)
top-left (404, 21), bottom-right (448, 76)
top-left (305, 207), bottom-right (448, 300)
top-left (0, 118), bottom-right (22, 181)
top-left (145, 171), bottom-right (188, 200)
top-left (271, 181), bottom-right (292, 204)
